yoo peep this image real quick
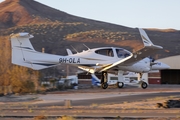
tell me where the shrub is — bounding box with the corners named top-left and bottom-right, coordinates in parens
top-left (12, 80), bottom-right (35, 93)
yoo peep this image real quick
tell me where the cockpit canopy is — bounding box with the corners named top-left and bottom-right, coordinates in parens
top-left (95, 48), bottom-right (131, 58)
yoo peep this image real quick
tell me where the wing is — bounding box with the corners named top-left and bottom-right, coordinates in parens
top-left (97, 28), bottom-right (163, 72)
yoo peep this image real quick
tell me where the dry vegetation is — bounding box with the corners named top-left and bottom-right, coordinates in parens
top-left (0, 36), bottom-right (40, 95)
top-left (0, 22), bottom-right (87, 36)
top-left (66, 30), bottom-right (134, 42)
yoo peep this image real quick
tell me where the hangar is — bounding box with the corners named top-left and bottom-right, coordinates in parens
top-left (157, 55), bottom-right (180, 84)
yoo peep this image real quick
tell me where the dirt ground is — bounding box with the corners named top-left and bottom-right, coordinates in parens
top-left (0, 85), bottom-right (180, 120)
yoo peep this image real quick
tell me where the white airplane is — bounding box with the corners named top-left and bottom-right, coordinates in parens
top-left (10, 28), bottom-right (170, 89)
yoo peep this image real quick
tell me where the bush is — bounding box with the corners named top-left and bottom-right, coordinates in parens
top-left (12, 81), bottom-right (35, 93)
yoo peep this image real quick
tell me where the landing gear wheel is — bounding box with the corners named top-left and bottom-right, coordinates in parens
top-left (101, 82), bottom-right (108, 89)
top-left (117, 82), bottom-right (124, 88)
top-left (141, 82), bottom-right (148, 89)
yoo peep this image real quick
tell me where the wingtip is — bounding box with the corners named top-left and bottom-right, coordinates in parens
top-left (146, 45), bottom-right (163, 50)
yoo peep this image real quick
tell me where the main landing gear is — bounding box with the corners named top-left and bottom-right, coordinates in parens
top-left (101, 72), bottom-right (108, 89)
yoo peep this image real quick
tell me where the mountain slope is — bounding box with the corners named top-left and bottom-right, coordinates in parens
top-left (0, 0), bottom-right (75, 28)
top-left (0, 0), bottom-right (132, 31)
top-left (0, 0), bottom-right (180, 60)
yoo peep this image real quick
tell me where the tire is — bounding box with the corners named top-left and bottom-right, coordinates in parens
top-left (101, 82), bottom-right (108, 89)
top-left (117, 82), bottom-right (124, 88)
top-left (141, 82), bottom-right (148, 89)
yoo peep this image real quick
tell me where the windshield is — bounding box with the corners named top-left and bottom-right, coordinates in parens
top-left (116, 49), bottom-right (130, 58)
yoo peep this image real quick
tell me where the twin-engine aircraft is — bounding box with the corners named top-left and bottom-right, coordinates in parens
top-left (10, 28), bottom-right (170, 89)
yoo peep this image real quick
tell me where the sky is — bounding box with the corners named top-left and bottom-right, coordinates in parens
top-left (0, 0), bottom-right (180, 30)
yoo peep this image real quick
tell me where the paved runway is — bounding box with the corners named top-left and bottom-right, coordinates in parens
top-left (30, 91), bottom-right (180, 107)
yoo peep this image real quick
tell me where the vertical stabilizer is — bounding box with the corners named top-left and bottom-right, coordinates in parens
top-left (10, 33), bottom-right (35, 68)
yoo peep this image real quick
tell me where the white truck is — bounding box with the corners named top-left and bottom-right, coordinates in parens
top-left (91, 72), bottom-right (148, 89)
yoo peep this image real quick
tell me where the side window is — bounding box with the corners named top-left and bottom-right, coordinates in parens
top-left (95, 49), bottom-right (114, 57)
top-left (116, 49), bottom-right (130, 58)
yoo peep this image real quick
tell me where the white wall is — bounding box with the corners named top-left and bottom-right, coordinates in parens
top-left (158, 55), bottom-right (180, 69)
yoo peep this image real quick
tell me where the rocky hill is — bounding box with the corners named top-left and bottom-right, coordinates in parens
top-left (0, 0), bottom-right (180, 61)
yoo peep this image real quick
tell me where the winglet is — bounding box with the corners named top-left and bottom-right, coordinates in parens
top-left (139, 28), bottom-right (163, 49)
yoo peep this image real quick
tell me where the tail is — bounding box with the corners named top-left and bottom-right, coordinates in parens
top-left (10, 33), bottom-right (60, 70)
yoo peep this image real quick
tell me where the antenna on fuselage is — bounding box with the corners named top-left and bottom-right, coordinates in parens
top-left (83, 44), bottom-right (90, 50)
top-left (71, 45), bottom-right (79, 53)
